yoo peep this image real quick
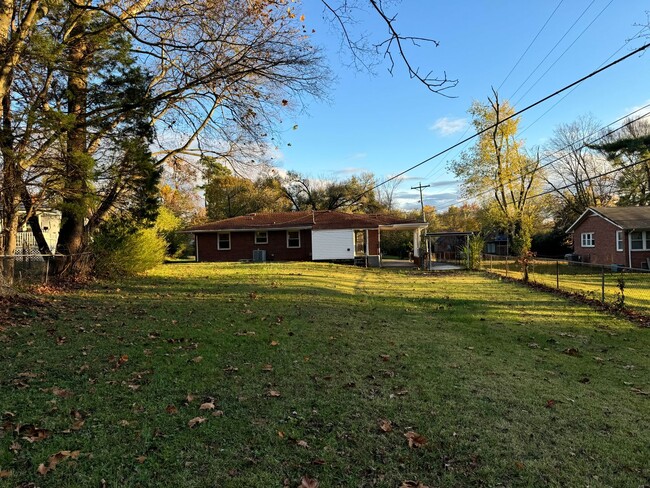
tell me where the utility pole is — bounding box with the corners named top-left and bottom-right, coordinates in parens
top-left (411, 182), bottom-right (430, 222)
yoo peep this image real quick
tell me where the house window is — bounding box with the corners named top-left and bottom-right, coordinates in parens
top-left (630, 231), bottom-right (648, 251)
top-left (255, 231), bottom-right (268, 244)
top-left (486, 243), bottom-right (496, 254)
top-left (287, 230), bottom-right (300, 248)
top-left (217, 232), bottom-right (231, 250)
top-left (616, 231), bottom-right (624, 252)
top-left (581, 232), bottom-right (595, 248)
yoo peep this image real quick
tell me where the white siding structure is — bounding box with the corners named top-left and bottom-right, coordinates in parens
top-left (311, 229), bottom-right (355, 260)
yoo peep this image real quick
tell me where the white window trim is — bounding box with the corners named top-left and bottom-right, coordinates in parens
top-left (581, 232), bottom-right (595, 248)
top-left (287, 230), bottom-right (301, 248)
top-left (255, 231), bottom-right (268, 245)
top-left (616, 230), bottom-right (624, 252)
top-left (217, 232), bottom-right (231, 250)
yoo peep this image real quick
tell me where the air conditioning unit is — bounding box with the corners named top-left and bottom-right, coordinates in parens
top-left (252, 249), bottom-right (266, 263)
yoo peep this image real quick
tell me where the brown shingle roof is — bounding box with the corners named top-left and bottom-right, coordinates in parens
top-left (185, 211), bottom-right (426, 232)
top-left (591, 206), bottom-right (650, 229)
top-left (567, 206), bottom-right (650, 232)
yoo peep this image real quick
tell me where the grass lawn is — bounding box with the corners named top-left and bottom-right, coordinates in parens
top-left (1, 262), bottom-right (649, 487)
top-left (483, 257), bottom-right (650, 315)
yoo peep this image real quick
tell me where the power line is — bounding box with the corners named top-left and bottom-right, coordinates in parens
top-left (432, 105), bottom-right (650, 212)
top-left (508, 0), bottom-right (597, 102)
top-left (349, 41), bottom-right (650, 205)
top-left (497, 0), bottom-right (565, 92)
top-left (527, 155), bottom-right (650, 200)
top-left (426, 21), bottom-right (644, 184)
top-left (517, 23), bottom-right (647, 138)
top-left (513, 0), bottom-right (615, 108)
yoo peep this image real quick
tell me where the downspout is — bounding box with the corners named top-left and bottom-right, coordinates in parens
top-left (628, 229), bottom-right (634, 269)
top-left (195, 233), bottom-right (199, 262)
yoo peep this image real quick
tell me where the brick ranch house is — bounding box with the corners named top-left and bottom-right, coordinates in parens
top-left (567, 206), bottom-right (650, 269)
top-left (184, 211), bottom-right (428, 266)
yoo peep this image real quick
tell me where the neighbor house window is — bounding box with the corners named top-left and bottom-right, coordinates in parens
top-left (616, 231), bottom-right (624, 252)
top-left (486, 243), bottom-right (496, 254)
top-left (630, 231), bottom-right (647, 250)
top-left (255, 231), bottom-right (268, 244)
top-left (217, 232), bottom-right (231, 250)
top-left (287, 230), bottom-right (300, 248)
top-left (581, 232), bottom-right (595, 247)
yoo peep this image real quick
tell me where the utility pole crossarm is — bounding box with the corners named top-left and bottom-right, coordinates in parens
top-left (411, 182), bottom-right (430, 222)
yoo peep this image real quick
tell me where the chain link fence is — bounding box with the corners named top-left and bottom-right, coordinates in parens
top-left (0, 253), bottom-right (92, 286)
top-left (482, 254), bottom-right (650, 316)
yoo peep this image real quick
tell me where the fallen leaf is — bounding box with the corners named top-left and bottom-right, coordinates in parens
top-left (631, 387), bottom-right (649, 396)
top-left (378, 419), bottom-right (393, 433)
top-left (199, 402), bottom-right (215, 410)
top-left (395, 389), bottom-right (409, 396)
top-left (185, 394), bottom-right (195, 403)
top-left (38, 450), bottom-right (81, 475)
top-left (270, 340), bottom-right (279, 346)
top-left (9, 441), bottom-right (21, 452)
top-left (300, 476), bottom-right (319, 488)
top-left (188, 417), bottom-right (206, 428)
top-left (19, 424), bottom-right (50, 443)
top-left (515, 461), bottom-right (525, 470)
top-left (296, 440), bottom-right (309, 448)
top-left (404, 431), bottom-right (428, 449)
top-left (563, 348), bottom-right (580, 357)
top-left (51, 387), bottom-right (73, 398)
top-left (224, 366), bottom-right (238, 373)
top-left (281, 100), bottom-right (288, 106)
top-left (191, 356), bottom-right (203, 363)
top-left (267, 390), bottom-right (281, 397)
top-left (379, 354), bottom-right (390, 361)
top-left (165, 404), bottom-right (178, 414)
top-left (262, 364), bottom-right (273, 372)
top-left (400, 482), bottom-right (429, 488)
top-left (0, 470), bottom-right (11, 479)
top-left (135, 455), bottom-right (147, 464)
top-left (545, 399), bottom-right (556, 409)
top-left (278, 431), bottom-right (285, 438)
top-left (212, 410), bottom-right (224, 417)
top-left (118, 420), bottom-right (130, 426)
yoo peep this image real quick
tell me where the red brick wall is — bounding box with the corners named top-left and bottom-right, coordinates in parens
top-left (196, 229), bottom-right (312, 262)
top-left (572, 215), bottom-right (626, 266)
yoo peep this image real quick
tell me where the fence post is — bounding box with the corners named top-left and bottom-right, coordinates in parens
top-left (505, 254), bottom-right (509, 278)
top-left (556, 260), bottom-right (559, 289)
top-left (601, 265), bottom-right (605, 303)
top-left (490, 254), bottom-right (493, 271)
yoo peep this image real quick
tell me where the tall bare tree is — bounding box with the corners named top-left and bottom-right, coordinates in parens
top-left (543, 115), bottom-right (616, 230)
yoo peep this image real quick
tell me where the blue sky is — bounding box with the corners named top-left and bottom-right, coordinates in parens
top-left (272, 0), bottom-right (650, 210)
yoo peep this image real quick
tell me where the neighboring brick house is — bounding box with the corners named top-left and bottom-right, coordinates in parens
top-left (184, 210), bottom-right (428, 265)
top-left (567, 206), bottom-right (650, 269)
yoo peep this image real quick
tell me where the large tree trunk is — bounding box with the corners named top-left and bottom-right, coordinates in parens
top-left (1, 85), bottom-right (19, 284)
top-left (54, 26), bottom-right (89, 274)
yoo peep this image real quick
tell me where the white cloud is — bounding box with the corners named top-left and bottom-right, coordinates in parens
top-left (429, 117), bottom-right (468, 137)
